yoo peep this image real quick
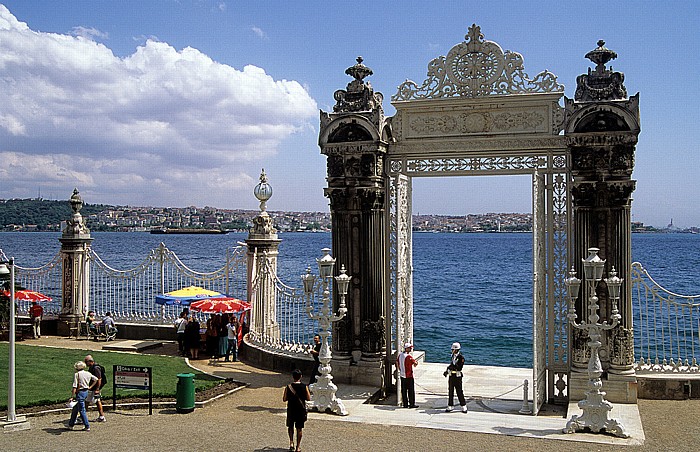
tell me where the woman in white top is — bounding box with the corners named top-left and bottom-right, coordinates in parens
top-left (68, 361), bottom-right (97, 431)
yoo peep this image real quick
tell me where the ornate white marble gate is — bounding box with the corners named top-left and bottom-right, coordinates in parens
top-left (385, 25), bottom-right (571, 413)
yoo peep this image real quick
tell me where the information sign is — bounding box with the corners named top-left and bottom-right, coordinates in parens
top-left (112, 365), bottom-right (153, 414)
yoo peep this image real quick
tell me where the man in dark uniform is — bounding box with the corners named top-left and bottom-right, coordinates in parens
top-left (309, 334), bottom-right (321, 385)
top-left (443, 342), bottom-right (468, 413)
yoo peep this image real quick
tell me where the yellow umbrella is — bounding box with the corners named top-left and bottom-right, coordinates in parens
top-left (166, 286), bottom-right (222, 298)
top-left (155, 286), bottom-right (222, 305)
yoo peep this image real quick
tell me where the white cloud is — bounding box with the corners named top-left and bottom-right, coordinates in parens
top-left (0, 5), bottom-right (317, 207)
top-left (251, 26), bottom-right (266, 39)
top-left (71, 26), bottom-right (109, 40)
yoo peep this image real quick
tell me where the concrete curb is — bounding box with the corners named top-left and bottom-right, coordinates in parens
top-left (18, 383), bottom-right (249, 418)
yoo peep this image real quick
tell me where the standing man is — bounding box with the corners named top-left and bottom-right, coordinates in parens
top-left (443, 342), bottom-right (468, 413)
top-left (397, 342), bottom-right (418, 408)
top-left (224, 315), bottom-right (238, 362)
top-left (84, 355), bottom-right (107, 422)
top-left (309, 334), bottom-right (321, 385)
top-left (174, 312), bottom-right (188, 356)
top-left (29, 301), bottom-right (43, 339)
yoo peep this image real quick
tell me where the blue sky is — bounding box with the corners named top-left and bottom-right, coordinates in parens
top-left (0, 1), bottom-right (698, 228)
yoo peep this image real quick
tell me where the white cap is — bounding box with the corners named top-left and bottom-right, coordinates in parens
top-left (451, 342), bottom-right (461, 350)
top-left (404, 342), bottom-right (413, 349)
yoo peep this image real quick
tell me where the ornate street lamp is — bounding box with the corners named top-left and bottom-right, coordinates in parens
top-left (301, 248), bottom-right (349, 416)
top-left (563, 248), bottom-right (627, 438)
top-left (0, 258), bottom-right (29, 430)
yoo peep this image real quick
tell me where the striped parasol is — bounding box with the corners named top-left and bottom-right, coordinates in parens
top-left (189, 297), bottom-right (250, 314)
top-left (2, 289), bottom-right (52, 302)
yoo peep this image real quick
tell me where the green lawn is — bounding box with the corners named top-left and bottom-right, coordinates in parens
top-left (0, 343), bottom-right (223, 409)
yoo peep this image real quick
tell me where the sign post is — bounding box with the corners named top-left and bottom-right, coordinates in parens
top-left (113, 365), bottom-right (153, 415)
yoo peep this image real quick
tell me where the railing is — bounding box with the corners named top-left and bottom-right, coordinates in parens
top-left (632, 262), bottom-right (700, 373)
top-left (87, 243), bottom-right (247, 322)
top-left (4, 251), bottom-right (63, 316)
top-left (247, 252), bottom-right (318, 356)
top-left (1, 244), bottom-right (247, 323)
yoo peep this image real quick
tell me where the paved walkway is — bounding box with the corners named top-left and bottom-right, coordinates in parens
top-left (1, 336), bottom-right (698, 451)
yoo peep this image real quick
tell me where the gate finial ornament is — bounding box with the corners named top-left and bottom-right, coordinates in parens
top-left (63, 188), bottom-right (90, 237)
top-left (574, 40), bottom-right (627, 101)
top-left (333, 57), bottom-right (384, 113)
top-left (345, 56), bottom-right (373, 82)
top-left (465, 23), bottom-right (484, 52)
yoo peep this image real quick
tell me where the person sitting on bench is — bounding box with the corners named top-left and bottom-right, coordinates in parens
top-left (86, 311), bottom-right (98, 338)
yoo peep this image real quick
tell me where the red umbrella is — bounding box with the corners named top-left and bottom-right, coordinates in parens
top-left (189, 297), bottom-right (250, 314)
top-left (2, 290), bottom-right (52, 302)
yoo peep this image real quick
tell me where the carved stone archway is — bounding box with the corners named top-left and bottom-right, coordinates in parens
top-left (318, 26), bottom-right (639, 413)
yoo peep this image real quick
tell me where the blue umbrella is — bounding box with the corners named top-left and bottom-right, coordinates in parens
top-left (154, 294), bottom-right (191, 306)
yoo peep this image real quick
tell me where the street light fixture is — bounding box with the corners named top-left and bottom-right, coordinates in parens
top-left (563, 248), bottom-right (627, 438)
top-left (301, 248), bottom-right (349, 416)
top-left (0, 258), bottom-right (30, 431)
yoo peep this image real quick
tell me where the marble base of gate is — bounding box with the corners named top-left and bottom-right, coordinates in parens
top-left (569, 370), bottom-right (638, 403)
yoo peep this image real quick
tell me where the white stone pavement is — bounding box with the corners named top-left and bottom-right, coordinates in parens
top-left (305, 362), bottom-right (645, 447)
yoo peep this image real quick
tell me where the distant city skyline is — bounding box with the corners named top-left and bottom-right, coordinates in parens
top-left (0, 2), bottom-right (698, 228)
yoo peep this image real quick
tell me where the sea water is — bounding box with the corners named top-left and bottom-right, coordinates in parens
top-left (2, 231), bottom-right (699, 366)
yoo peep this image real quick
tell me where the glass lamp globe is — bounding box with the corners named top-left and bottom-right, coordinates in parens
top-left (254, 169), bottom-right (273, 211)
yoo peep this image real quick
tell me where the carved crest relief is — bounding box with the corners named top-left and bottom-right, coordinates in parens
top-left (393, 24), bottom-right (564, 101)
top-left (407, 110), bottom-right (546, 137)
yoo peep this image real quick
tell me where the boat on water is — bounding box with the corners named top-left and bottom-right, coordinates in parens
top-left (150, 228), bottom-right (228, 235)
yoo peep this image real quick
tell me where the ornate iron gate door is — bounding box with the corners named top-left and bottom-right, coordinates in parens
top-left (532, 172), bottom-right (547, 414)
top-left (392, 173), bottom-right (413, 349)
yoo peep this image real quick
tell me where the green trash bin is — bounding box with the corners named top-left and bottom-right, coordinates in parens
top-left (175, 373), bottom-right (195, 413)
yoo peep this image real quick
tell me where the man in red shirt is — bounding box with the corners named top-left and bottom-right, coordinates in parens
top-left (397, 342), bottom-right (418, 408)
top-left (29, 301), bottom-right (43, 339)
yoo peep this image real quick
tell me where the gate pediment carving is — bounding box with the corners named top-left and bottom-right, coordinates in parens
top-left (392, 24), bottom-right (564, 101)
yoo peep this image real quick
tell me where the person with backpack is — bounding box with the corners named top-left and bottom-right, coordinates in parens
top-left (282, 369), bottom-right (310, 452)
top-left (84, 354), bottom-right (107, 422)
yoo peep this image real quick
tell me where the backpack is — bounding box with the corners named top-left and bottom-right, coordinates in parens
top-left (95, 364), bottom-right (108, 388)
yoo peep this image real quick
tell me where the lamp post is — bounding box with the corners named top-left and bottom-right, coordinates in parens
top-left (301, 248), bottom-right (350, 416)
top-left (563, 248), bottom-right (628, 438)
top-left (0, 258), bottom-right (29, 431)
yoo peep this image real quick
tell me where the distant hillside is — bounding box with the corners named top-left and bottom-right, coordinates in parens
top-left (0, 198), bottom-right (111, 229)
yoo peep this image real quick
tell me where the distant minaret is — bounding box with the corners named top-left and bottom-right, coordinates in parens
top-left (667, 218), bottom-right (674, 229)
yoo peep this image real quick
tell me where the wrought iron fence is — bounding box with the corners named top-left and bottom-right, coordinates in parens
top-left (2, 250), bottom-right (63, 316)
top-left (1, 244), bottom-right (248, 322)
top-left (247, 252), bottom-right (319, 356)
top-left (87, 243), bottom-right (248, 322)
top-left (632, 262), bottom-right (700, 373)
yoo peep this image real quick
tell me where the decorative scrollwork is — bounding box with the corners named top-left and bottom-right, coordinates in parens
top-left (392, 24), bottom-right (564, 101)
top-left (403, 155), bottom-right (547, 174)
